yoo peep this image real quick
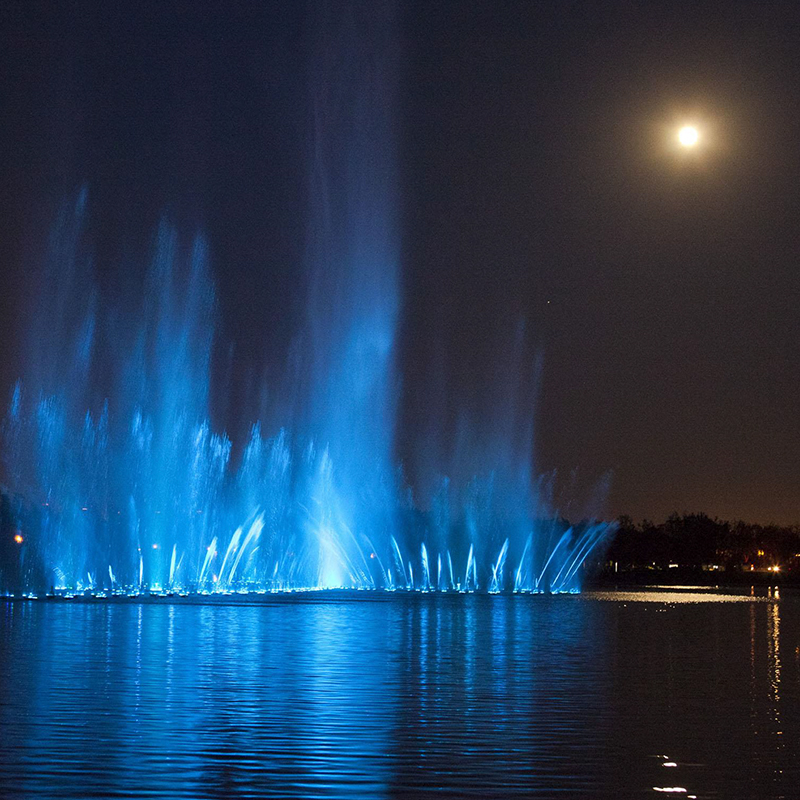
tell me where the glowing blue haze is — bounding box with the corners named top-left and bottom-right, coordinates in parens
top-left (1, 4), bottom-right (613, 596)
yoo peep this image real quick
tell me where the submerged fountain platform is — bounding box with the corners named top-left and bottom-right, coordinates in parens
top-left (4, 586), bottom-right (583, 603)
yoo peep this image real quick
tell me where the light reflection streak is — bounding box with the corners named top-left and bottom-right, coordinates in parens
top-left (768, 599), bottom-right (783, 768)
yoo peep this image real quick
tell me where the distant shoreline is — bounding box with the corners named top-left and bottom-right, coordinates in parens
top-left (589, 568), bottom-right (798, 589)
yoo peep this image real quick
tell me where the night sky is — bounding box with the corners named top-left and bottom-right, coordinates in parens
top-left (1, 0), bottom-right (799, 525)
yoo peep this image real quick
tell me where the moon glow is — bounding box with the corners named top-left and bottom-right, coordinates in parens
top-left (678, 126), bottom-right (699, 147)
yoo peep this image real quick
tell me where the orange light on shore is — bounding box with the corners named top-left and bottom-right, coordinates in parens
top-left (14, 534), bottom-right (24, 544)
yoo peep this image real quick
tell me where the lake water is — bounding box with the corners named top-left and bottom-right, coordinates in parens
top-left (1, 590), bottom-right (797, 799)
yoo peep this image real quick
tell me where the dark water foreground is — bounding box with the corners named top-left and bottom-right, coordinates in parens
top-left (1, 591), bottom-right (797, 799)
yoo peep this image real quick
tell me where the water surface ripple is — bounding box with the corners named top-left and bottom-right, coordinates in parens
top-left (1, 591), bottom-right (797, 798)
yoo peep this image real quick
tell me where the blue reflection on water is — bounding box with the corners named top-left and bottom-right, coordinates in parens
top-left (0, 596), bottom-right (611, 798)
top-left (1, 593), bottom-right (797, 799)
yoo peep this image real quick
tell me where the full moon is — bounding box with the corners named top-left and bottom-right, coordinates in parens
top-left (678, 126), bottom-right (699, 147)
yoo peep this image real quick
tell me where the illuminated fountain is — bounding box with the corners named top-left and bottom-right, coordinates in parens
top-left (0, 3), bottom-right (614, 597)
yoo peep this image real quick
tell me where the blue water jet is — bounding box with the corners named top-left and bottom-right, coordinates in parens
top-left (0, 2), bottom-right (615, 597)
